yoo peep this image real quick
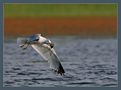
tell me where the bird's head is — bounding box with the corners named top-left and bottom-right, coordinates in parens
top-left (27, 34), bottom-right (40, 44)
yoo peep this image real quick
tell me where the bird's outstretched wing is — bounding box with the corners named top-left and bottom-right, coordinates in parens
top-left (31, 44), bottom-right (65, 75)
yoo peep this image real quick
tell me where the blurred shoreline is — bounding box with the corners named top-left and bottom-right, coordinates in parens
top-left (4, 16), bottom-right (117, 37)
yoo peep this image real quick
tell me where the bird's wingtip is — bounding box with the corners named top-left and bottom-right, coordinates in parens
top-left (57, 63), bottom-right (65, 75)
top-left (52, 63), bottom-right (65, 76)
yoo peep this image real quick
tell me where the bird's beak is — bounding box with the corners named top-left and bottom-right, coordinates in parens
top-left (50, 43), bottom-right (54, 48)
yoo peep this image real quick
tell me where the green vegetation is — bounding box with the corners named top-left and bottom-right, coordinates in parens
top-left (4, 4), bottom-right (117, 18)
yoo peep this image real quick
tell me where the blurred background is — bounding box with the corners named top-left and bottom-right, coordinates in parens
top-left (3, 4), bottom-right (118, 87)
top-left (4, 4), bottom-right (117, 37)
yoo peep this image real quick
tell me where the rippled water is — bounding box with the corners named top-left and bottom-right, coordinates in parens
top-left (3, 36), bottom-right (118, 87)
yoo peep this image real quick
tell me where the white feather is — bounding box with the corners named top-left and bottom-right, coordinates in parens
top-left (31, 44), bottom-right (60, 70)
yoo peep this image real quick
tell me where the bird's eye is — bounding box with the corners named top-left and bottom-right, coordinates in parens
top-left (29, 35), bottom-right (39, 42)
top-left (35, 38), bottom-right (39, 41)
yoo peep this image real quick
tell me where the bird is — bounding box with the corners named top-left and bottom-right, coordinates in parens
top-left (17, 34), bottom-right (65, 75)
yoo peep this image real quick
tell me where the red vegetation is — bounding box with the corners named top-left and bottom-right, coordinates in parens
top-left (4, 16), bottom-right (117, 37)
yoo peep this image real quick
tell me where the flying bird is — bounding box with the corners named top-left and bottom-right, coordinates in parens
top-left (17, 34), bottom-right (65, 75)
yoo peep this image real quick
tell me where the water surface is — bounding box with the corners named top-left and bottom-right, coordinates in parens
top-left (3, 36), bottom-right (118, 87)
